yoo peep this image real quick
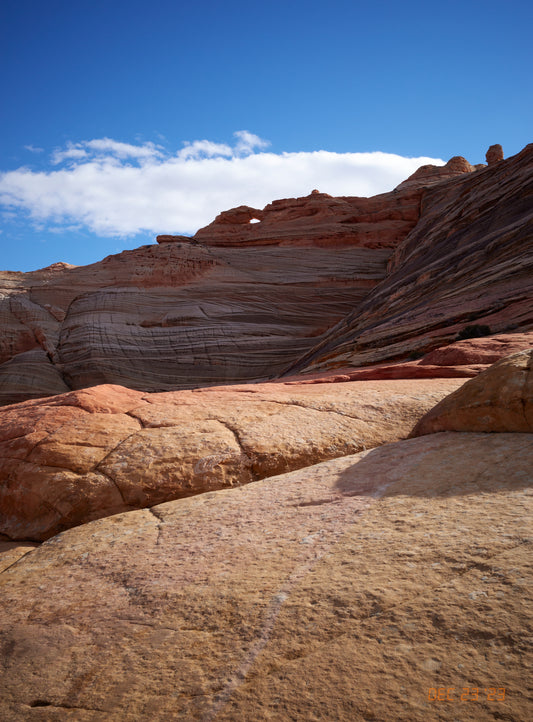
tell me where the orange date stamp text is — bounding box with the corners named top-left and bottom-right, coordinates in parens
top-left (428, 687), bottom-right (506, 702)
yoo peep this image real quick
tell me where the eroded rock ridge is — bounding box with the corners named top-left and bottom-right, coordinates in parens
top-left (2, 144), bottom-right (531, 404)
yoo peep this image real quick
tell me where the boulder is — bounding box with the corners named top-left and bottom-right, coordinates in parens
top-left (412, 349), bottom-right (533, 435)
top-left (394, 154), bottom-right (476, 191)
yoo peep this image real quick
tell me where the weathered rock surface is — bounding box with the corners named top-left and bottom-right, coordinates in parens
top-left (0, 377), bottom-right (465, 541)
top-left (282, 332), bottom-right (533, 383)
top-left (3, 145), bottom-right (522, 404)
top-left (287, 144), bottom-right (533, 374)
top-left (0, 178), bottom-right (438, 405)
top-left (418, 332), bottom-right (533, 366)
top-left (192, 186), bottom-right (423, 248)
top-left (0, 431), bottom-right (531, 721)
top-left (413, 349), bottom-right (533, 436)
top-left (0, 237), bottom-right (398, 402)
top-left (486, 143), bottom-right (504, 165)
top-left (394, 154), bottom-right (477, 191)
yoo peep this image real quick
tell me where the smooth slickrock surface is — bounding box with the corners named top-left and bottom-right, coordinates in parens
top-left (413, 349), bottom-right (533, 436)
top-left (0, 377), bottom-right (465, 541)
top-left (288, 144), bottom-right (533, 374)
top-left (0, 432), bottom-right (531, 721)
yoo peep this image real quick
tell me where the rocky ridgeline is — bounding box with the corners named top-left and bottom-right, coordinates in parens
top-left (1, 144), bottom-right (532, 405)
top-left (285, 143), bottom-right (533, 374)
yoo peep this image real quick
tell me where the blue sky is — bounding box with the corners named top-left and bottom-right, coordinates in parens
top-left (1, 0), bottom-right (531, 272)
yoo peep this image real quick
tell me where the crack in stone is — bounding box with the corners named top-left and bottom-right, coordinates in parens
top-left (0, 546), bottom-right (39, 575)
top-left (208, 418), bottom-right (256, 478)
top-left (28, 700), bottom-right (107, 712)
top-left (148, 506), bottom-right (165, 545)
top-left (255, 396), bottom-right (370, 424)
top-left (96, 468), bottom-right (128, 505)
top-left (125, 409), bottom-right (148, 428)
top-left (94, 427), bottom-right (144, 482)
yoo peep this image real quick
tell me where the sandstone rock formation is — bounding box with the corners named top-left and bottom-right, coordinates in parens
top-left (282, 332), bottom-right (533, 383)
top-left (394, 154), bottom-right (477, 190)
top-left (2, 144), bottom-right (531, 405)
top-left (287, 143), bottom-right (533, 375)
top-left (0, 191), bottom-right (416, 402)
top-left (417, 332), bottom-right (533, 366)
top-left (0, 430), bottom-right (531, 721)
top-left (0, 377), bottom-right (465, 541)
top-left (486, 143), bottom-right (504, 164)
top-left (412, 349), bottom-right (533, 436)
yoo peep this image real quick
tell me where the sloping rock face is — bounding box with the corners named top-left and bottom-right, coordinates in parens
top-left (287, 144), bottom-right (533, 374)
top-left (394, 154), bottom-right (478, 190)
top-left (418, 332), bottom-right (533, 366)
top-left (413, 349), bottom-right (533, 435)
top-left (0, 185), bottom-right (428, 404)
top-left (1, 145), bottom-right (531, 404)
top-left (0, 377), bottom-right (465, 541)
top-left (282, 332), bottom-right (533, 383)
top-left (0, 431), bottom-right (531, 721)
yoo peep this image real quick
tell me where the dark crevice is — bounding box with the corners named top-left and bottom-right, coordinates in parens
top-left (0, 546), bottom-right (40, 575)
top-left (29, 700), bottom-right (106, 711)
top-left (148, 506), bottom-right (165, 545)
top-left (208, 418), bottom-right (254, 470)
top-left (125, 409), bottom-right (148, 427)
top-left (96, 468), bottom-right (128, 505)
top-left (94, 428), bottom-right (144, 481)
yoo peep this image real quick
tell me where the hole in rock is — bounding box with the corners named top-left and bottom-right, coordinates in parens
top-left (249, 218), bottom-right (261, 223)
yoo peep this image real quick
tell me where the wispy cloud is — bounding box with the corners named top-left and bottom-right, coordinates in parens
top-left (0, 131), bottom-right (443, 237)
top-left (24, 145), bottom-right (44, 154)
top-left (50, 138), bottom-right (164, 165)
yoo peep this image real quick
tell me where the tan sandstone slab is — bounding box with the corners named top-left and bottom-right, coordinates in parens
top-left (0, 432), bottom-right (531, 721)
top-left (0, 377), bottom-right (465, 541)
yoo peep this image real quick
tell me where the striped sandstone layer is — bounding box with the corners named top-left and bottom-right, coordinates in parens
top-left (0, 157), bottom-right (478, 404)
top-left (286, 144), bottom-right (533, 375)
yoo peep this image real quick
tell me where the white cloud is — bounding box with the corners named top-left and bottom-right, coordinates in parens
top-left (0, 132), bottom-right (444, 238)
top-left (51, 138), bottom-right (164, 165)
top-left (233, 130), bottom-right (270, 156)
top-left (51, 143), bottom-right (89, 165)
top-left (24, 145), bottom-right (44, 153)
top-left (177, 139), bottom-right (233, 160)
